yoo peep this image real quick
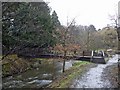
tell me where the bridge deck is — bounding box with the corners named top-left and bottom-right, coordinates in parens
top-left (76, 56), bottom-right (106, 64)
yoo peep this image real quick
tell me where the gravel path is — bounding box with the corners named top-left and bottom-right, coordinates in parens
top-left (70, 54), bottom-right (118, 88)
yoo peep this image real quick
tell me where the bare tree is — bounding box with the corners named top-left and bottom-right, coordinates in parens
top-left (62, 18), bottom-right (76, 72)
top-left (109, 13), bottom-right (120, 50)
top-left (109, 14), bottom-right (118, 28)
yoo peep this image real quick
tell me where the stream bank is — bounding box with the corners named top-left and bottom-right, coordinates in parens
top-left (47, 61), bottom-right (96, 88)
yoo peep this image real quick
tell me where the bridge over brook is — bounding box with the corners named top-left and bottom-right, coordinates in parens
top-left (76, 51), bottom-right (107, 64)
top-left (18, 50), bottom-right (107, 64)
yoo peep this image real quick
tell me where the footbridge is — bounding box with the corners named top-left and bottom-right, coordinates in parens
top-left (76, 51), bottom-right (107, 64)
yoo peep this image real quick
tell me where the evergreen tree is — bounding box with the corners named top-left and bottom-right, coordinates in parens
top-left (2, 2), bottom-right (57, 57)
top-left (51, 10), bottom-right (61, 29)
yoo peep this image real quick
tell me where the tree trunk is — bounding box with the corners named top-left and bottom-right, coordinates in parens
top-left (87, 30), bottom-right (90, 51)
top-left (117, 27), bottom-right (120, 88)
top-left (62, 50), bottom-right (66, 72)
top-left (62, 59), bottom-right (65, 73)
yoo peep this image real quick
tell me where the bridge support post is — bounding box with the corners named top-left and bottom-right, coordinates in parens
top-left (101, 51), bottom-right (105, 59)
top-left (90, 50), bottom-right (93, 62)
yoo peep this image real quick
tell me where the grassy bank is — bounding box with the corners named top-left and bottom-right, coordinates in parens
top-left (47, 61), bottom-right (94, 88)
top-left (2, 54), bottom-right (32, 77)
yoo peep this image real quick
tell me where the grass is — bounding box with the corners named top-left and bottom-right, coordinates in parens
top-left (73, 61), bottom-right (89, 66)
top-left (48, 61), bottom-right (91, 88)
top-left (59, 61), bottom-right (90, 88)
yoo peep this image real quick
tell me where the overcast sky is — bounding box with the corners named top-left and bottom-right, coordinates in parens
top-left (47, 0), bottom-right (119, 29)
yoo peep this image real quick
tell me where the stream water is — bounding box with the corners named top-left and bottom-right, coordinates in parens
top-left (3, 59), bottom-right (74, 88)
top-left (71, 54), bottom-right (118, 88)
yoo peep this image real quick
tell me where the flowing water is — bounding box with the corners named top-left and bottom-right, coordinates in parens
top-left (3, 59), bottom-right (74, 88)
top-left (71, 54), bottom-right (118, 88)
